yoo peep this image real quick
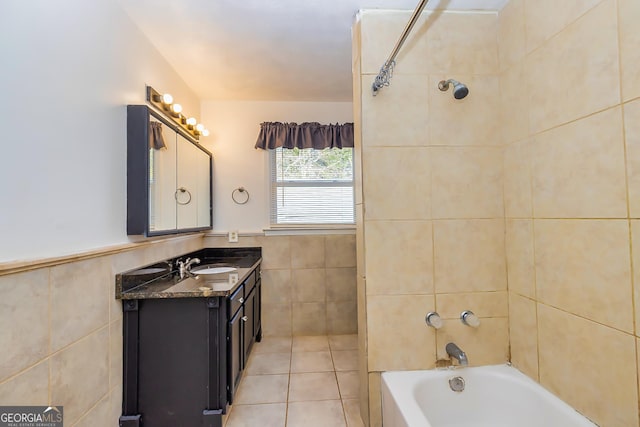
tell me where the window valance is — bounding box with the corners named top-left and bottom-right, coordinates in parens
top-left (254, 122), bottom-right (354, 150)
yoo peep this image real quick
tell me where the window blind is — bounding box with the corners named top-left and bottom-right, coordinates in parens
top-left (270, 147), bottom-right (355, 225)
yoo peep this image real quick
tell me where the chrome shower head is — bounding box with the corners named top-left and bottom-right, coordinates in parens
top-left (438, 79), bottom-right (469, 99)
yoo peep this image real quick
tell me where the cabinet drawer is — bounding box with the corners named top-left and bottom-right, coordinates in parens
top-left (228, 284), bottom-right (244, 317)
top-left (243, 271), bottom-right (256, 294)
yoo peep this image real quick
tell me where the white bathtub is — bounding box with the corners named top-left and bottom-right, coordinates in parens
top-left (381, 365), bottom-right (597, 427)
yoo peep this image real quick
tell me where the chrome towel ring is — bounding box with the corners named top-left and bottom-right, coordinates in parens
top-left (232, 187), bottom-right (250, 205)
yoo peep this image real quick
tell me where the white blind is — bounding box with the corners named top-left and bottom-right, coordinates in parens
top-left (270, 147), bottom-right (355, 225)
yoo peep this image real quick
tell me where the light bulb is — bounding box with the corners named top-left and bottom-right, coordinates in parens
top-left (196, 123), bottom-right (204, 132)
top-left (186, 117), bottom-right (197, 126)
top-left (202, 129), bottom-right (210, 137)
top-left (161, 93), bottom-right (173, 104)
top-left (171, 103), bottom-right (182, 114)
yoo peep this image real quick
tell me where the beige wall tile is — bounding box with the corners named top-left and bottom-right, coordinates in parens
top-left (51, 327), bottom-right (109, 425)
top-left (355, 204), bottom-right (365, 278)
top-left (629, 221), bottom-right (640, 334)
top-left (526, 0), bottom-right (620, 134)
top-left (436, 317), bottom-right (509, 366)
top-left (434, 219), bottom-right (506, 293)
top-left (109, 318), bottom-right (122, 390)
top-left (524, 0), bottom-right (603, 53)
top-left (51, 257), bottom-right (110, 352)
top-left (625, 100), bottom-right (640, 218)
top-left (368, 372), bottom-right (382, 427)
top-left (503, 140), bottom-right (532, 218)
top-left (261, 236), bottom-right (291, 270)
top-left (500, 64), bottom-right (529, 145)
top-left (325, 235), bottom-right (356, 268)
top-left (326, 268), bottom-right (356, 301)
top-left (74, 395), bottom-right (111, 427)
top-left (534, 219), bottom-right (633, 332)
top-left (508, 293), bottom-right (538, 380)
top-left (361, 74), bottom-right (429, 147)
top-left (619, 0), bottom-right (640, 101)
top-left (360, 11), bottom-right (430, 75)
top-left (0, 269), bottom-right (49, 382)
top-left (261, 269), bottom-right (292, 304)
top-left (362, 148), bottom-right (431, 220)
top-left (110, 387), bottom-right (123, 425)
top-left (290, 236), bottom-right (325, 269)
top-left (426, 11), bottom-right (499, 75)
top-left (0, 360), bottom-right (48, 405)
top-left (367, 295), bottom-right (436, 371)
top-left (364, 220), bottom-right (433, 296)
top-left (498, 0), bottom-right (525, 71)
top-left (429, 75), bottom-right (501, 146)
top-left (538, 304), bottom-right (638, 427)
top-left (292, 302), bottom-right (326, 335)
top-left (436, 291), bottom-right (508, 319)
top-left (292, 269), bottom-right (326, 303)
top-left (262, 302), bottom-right (292, 337)
top-left (431, 147), bottom-right (503, 219)
top-left (327, 301), bottom-right (357, 335)
top-left (505, 219), bottom-right (535, 298)
top-left (531, 107), bottom-right (627, 218)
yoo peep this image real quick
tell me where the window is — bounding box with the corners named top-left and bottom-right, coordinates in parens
top-left (270, 147), bottom-right (355, 225)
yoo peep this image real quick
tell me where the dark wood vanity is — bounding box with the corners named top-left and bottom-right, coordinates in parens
top-left (116, 248), bottom-right (261, 427)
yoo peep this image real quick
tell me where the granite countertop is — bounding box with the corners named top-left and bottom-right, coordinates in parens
top-left (116, 247), bottom-right (261, 300)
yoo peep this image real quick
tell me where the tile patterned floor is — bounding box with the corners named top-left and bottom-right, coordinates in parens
top-left (224, 335), bottom-right (364, 427)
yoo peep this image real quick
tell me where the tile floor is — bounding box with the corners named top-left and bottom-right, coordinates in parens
top-left (224, 335), bottom-right (364, 427)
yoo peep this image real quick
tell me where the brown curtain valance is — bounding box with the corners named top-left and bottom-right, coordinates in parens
top-left (254, 122), bottom-right (354, 150)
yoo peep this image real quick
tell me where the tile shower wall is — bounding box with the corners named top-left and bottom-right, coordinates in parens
top-left (353, 10), bottom-right (506, 426)
top-left (500, 0), bottom-right (640, 425)
top-left (0, 234), bottom-right (204, 426)
top-left (203, 234), bottom-right (357, 336)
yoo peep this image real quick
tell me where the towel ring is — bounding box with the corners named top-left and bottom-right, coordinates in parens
top-left (175, 187), bottom-right (192, 205)
top-left (232, 187), bottom-right (250, 205)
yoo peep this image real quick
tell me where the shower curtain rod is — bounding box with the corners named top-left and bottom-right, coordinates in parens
top-left (371, 0), bottom-right (430, 96)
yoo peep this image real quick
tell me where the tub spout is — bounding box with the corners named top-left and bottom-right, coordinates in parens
top-left (446, 342), bottom-right (468, 366)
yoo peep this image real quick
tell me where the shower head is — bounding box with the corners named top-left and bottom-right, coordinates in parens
top-left (438, 79), bottom-right (469, 99)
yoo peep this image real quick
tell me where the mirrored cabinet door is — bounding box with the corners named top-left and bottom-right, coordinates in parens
top-left (176, 133), bottom-right (199, 229)
top-left (149, 117), bottom-right (177, 233)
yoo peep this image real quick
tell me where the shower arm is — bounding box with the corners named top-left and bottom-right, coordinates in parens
top-left (371, 0), bottom-right (430, 96)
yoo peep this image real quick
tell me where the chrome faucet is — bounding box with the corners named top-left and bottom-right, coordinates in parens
top-left (178, 257), bottom-right (200, 279)
top-left (446, 342), bottom-right (468, 366)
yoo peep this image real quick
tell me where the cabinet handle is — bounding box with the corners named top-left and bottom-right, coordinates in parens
top-left (238, 298), bottom-right (244, 303)
top-left (241, 316), bottom-right (248, 322)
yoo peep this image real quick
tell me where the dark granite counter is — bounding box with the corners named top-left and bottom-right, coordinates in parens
top-left (116, 247), bottom-right (261, 300)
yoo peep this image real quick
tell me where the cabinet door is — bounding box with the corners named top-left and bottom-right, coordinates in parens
top-left (227, 307), bottom-right (243, 404)
top-left (176, 134), bottom-right (200, 229)
top-left (148, 118), bottom-right (177, 233)
top-left (243, 288), bottom-right (256, 360)
top-left (254, 279), bottom-right (262, 342)
top-left (195, 147), bottom-right (212, 228)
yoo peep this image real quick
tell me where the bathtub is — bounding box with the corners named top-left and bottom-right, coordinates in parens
top-left (381, 365), bottom-right (597, 427)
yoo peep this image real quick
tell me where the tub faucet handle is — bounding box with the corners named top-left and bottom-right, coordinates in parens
top-left (425, 312), bottom-right (443, 329)
top-left (461, 310), bottom-right (480, 327)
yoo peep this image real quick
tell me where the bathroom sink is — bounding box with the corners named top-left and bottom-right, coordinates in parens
top-left (193, 266), bottom-right (237, 275)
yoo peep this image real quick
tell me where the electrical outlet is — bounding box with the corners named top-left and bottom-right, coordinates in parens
top-left (228, 231), bottom-right (239, 243)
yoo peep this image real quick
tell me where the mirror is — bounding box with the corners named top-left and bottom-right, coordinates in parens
top-left (127, 105), bottom-right (212, 236)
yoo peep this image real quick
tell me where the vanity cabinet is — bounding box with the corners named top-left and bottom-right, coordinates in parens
top-left (119, 265), bottom-right (261, 427)
top-left (127, 105), bottom-right (212, 237)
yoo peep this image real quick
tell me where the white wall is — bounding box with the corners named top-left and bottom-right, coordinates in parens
top-left (0, 0), bottom-right (200, 262)
top-left (200, 101), bottom-right (353, 233)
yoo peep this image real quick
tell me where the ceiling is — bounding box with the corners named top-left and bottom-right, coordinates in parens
top-left (119, 0), bottom-right (508, 102)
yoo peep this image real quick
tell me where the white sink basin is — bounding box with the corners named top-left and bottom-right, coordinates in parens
top-left (194, 266), bottom-right (237, 275)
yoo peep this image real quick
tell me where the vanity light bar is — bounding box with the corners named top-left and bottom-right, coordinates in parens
top-left (146, 86), bottom-right (209, 141)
